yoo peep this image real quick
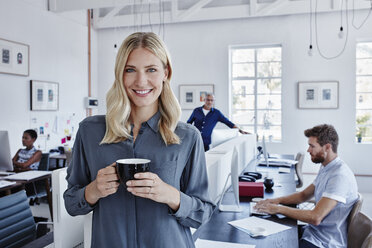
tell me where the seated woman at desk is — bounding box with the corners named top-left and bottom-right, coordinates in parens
top-left (12, 129), bottom-right (41, 172)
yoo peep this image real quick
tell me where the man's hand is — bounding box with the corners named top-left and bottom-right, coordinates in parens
top-left (239, 129), bottom-right (250, 134)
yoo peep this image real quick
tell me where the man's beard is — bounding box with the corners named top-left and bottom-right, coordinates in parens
top-left (311, 151), bottom-right (325, 164)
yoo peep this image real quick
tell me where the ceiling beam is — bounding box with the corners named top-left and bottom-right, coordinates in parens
top-left (171, 0), bottom-right (178, 21)
top-left (177, 0), bottom-right (214, 21)
top-left (98, 6), bottom-right (127, 27)
top-left (250, 0), bottom-right (257, 16)
top-left (257, 0), bottom-right (288, 15)
top-left (49, 0), bottom-right (133, 12)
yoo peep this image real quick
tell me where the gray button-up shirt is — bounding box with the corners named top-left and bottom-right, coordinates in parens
top-left (302, 157), bottom-right (358, 248)
top-left (64, 112), bottom-right (214, 248)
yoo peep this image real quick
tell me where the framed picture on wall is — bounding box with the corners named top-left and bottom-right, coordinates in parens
top-left (179, 84), bottom-right (214, 109)
top-left (30, 80), bottom-right (59, 111)
top-left (0, 38), bottom-right (29, 76)
top-left (298, 81), bottom-right (339, 109)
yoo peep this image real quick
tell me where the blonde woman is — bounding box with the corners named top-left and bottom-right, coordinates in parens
top-left (64, 32), bottom-right (214, 247)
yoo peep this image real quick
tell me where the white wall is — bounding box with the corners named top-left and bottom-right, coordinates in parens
top-left (0, 0), bottom-right (97, 155)
top-left (96, 11), bottom-right (372, 192)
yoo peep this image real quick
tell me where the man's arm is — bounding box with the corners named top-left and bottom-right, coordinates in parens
top-left (259, 183), bottom-right (315, 206)
top-left (256, 197), bottom-right (338, 226)
top-left (187, 109), bottom-right (196, 124)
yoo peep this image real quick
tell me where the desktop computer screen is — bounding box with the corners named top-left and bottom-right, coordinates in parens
top-left (218, 147), bottom-right (242, 212)
top-left (0, 131), bottom-right (14, 172)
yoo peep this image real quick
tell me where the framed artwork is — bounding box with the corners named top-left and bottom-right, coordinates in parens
top-left (298, 81), bottom-right (339, 109)
top-left (179, 84), bottom-right (214, 109)
top-left (0, 38), bottom-right (29, 76)
top-left (30, 80), bottom-right (59, 111)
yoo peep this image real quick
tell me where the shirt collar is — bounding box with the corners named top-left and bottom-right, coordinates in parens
top-left (146, 111), bottom-right (160, 133)
top-left (321, 156), bottom-right (340, 172)
top-left (201, 106), bottom-right (214, 112)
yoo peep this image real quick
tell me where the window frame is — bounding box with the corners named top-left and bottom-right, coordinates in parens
top-left (356, 41), bottom-right (372, 143)
top-left (229, 44), bottom-right (282, 142)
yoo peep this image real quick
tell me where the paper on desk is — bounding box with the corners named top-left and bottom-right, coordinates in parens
top-left (278, 167), bottom-right (291, 174)
top-left (195, 239), bottom-right (255, 248)
top-left (4, 170), bottom-right (51, 181)
top-left (0, 180), bottom-right (16, 188)
top-left (229, 216), bottom-right (291, 237)
top-left (268, 158), bottom-right (298, 164)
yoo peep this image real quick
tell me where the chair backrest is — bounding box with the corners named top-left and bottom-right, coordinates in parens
top-left (38, 153), bottom-right (50, 171)
top-left (294, 152), bottom-right (305, 188)
top-left (64, 149), bottom-right (72, 167)
top-left (0, 190), bottom-right (36, 247)
top-left (348, 212), bottom-right (372, 248)
top-left (348, 192), bottom-right (363, 228)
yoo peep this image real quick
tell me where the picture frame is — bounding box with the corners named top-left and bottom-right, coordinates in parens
top-left (298, 81), bottom-right (339, 109)
top-left (179, 84), bottom-right (214, 109)
top-left (0, 38), bottom-right (29, 76)
top-left (30, 80), bottom-right (59, 111)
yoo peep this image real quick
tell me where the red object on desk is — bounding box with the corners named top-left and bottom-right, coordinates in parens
top-left (239, 182), bottom-right (264, 197)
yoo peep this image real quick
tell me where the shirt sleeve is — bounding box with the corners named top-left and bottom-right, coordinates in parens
top-left (217, 110), bottom-right (235, 128)
top-left (322, 174), bottom-right (347, 204)
top-left (187, 110), bottom-right (196, 124)
top-left (63, 127), bottom-right (95, 216)
top-left (170, 130), bottom-right (215, 228)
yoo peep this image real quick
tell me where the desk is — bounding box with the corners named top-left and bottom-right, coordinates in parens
top-left (194, 158), bottom-right (299, 248)
top-left (49, 154), bottom-right (67, 169)
top-left (0, 172), bottom-right (53, 221)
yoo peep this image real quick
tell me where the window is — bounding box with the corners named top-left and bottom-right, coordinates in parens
top-left (230, 45), bottom-right (282, 142)
top-left (356, 42), bottom-right (372, 143)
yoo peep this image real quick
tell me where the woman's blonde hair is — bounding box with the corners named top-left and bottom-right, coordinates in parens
top-left (101, 32), bottom-right (181, 145)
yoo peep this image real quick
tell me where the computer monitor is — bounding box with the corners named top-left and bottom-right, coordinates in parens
top-left (218, 147), bottom-right (243, 212)
top-left (52, 167), bottom-right (85, 248)
top-left (0, 131), bottom-right (14, 172)
top-left (261, 135), bottom-right (269, 167)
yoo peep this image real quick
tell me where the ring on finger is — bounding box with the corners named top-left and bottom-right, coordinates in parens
top-left (148, 186), bottom-right (152, 194)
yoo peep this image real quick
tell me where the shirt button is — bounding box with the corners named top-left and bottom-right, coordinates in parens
top-left (203, 122), bottom-right (205, 124)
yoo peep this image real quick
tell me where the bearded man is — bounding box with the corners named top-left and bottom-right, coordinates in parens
top-left (255, 124), bottom-right (358, 248)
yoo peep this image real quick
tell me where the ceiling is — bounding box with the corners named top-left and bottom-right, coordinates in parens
top-left (48, 0), bottom-right (372, 29)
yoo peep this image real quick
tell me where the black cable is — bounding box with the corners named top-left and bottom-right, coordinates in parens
top-left (315, 0), bottom-right (349, 60)
top-left (352, 0), bottom-right (372, 30)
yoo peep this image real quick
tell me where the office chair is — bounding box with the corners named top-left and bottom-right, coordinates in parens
top-left (64, 149), bottom-right (73, 166)
top-left (347, 211), bottom-right (372, 248)
top-left (28, 153), bottom-right (50, 205)
top-left (294, 152), bottom-right (305, 188)
top-left (0, 190), bottom-right (36, 247)
top-left (347, 192), bottom-right (363, 228)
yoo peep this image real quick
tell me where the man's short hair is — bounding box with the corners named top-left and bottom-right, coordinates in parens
top-left (24, 129), bottom-right (38, 140)
top-left (304, 124), bottom-right (338, 153)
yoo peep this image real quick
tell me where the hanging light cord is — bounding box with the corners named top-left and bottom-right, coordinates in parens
top-left (352, 0), bottom-right (372, 30)
top-left (315, 0), bottom-right (349, 60)
top-left (148, 0), bottom-right (153, 32)
top-left (309, 0), bottom-right (313, 47)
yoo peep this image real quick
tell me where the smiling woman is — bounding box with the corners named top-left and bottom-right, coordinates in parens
top-left (64, 32), bottom-right (214, 248)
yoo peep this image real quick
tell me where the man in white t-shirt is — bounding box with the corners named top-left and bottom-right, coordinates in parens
top-left (255, 124), bottom-right (358, 248)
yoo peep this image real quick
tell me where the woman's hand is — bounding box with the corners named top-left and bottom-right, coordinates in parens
top-left (85, 163), bottom-right (120, 205)
top-left (126, 172), bottom-right (180, 211)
